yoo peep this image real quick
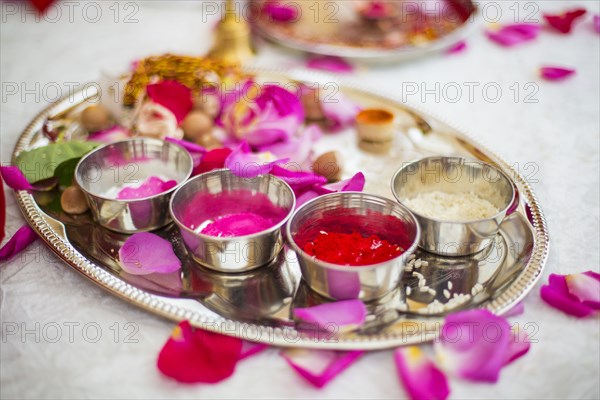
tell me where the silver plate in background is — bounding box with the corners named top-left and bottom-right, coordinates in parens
top-left (11, 68), bottom-right (549, 350)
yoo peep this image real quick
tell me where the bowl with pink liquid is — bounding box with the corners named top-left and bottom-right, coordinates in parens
top-left (170, 169), bottom-right (296, 272)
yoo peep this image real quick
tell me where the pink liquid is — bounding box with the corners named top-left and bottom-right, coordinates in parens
top-left (200, 212), bottom-right (274, 237)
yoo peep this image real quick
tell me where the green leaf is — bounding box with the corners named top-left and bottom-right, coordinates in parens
top-left (16, 141), bottom-right (100, 183)
top-left (54, 157), bottom-right (82, 187)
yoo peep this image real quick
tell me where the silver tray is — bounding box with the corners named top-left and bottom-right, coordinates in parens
top-left (251, 0), bottom-right (479, 62)
top-left (12, 68), bottom-right (549, 350)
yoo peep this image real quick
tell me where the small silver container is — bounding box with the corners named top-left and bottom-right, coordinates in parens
top-left (391, 156), bottom-right (515, 256)
top-left (170, 169), bottom-right (296, 272)
top-left (75, 138), bottom-right (193, 233)
top-left (286, 192), bottom-right (420, 301)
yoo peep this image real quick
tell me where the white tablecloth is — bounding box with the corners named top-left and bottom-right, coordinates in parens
top-left (1, 1), bottom-right (599, 398)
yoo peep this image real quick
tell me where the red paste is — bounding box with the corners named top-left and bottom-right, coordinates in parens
top-left (303, 231), bottom-right (403, 266)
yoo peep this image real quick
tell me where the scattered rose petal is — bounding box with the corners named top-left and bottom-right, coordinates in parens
top-left (157, 321), bottom-right (242, 383)
top-left (540, 66), bottom-right (576, 81)
top-left (117, 176), bottom-right (178, 200)
top-left (321, 92), bottom-right (361, 131)
top-left (194, 147), bottom-right (232, 175)
top-left (240, 341), bottom-right (269, 360)
top-left (0, 166), bottom-right (35, 190)
top-left (165, 137), bottom-right (206, 167)
top-left (296, 172), bottom-right (366, 207)
top-left (271, 165), bottom-right (327, 195)
top-left (0, 178), bottom-right (4, 243)
top-left (225, 142), bottom-right (288, 178)
top-left (258, 125), bottom-right (323, 166)
top-left (504, 325), bottom-right (531, 365)
top-left (263, 2), bottom-right (298, 22)
top-left (0, 225), bottom-right (38, 263)
top-left (293, 300), bottom-right (367, 332)
top-left (119, 232), bottom-right (181, 275)
top-left (395, 346), bottom-right (450, 400)
top-left (281, 349), bottom-right (363, 388)
top-left (446, 40), bottom-right (467, 54)
top-left (434, 309), bottom-right (514, 383)
top-left (146, 80), bottom-right (193, 123)
top-left (544, 8), bottom-right (587, 34)
top-left (594, 15), bottom-right (600, 33)
top-left (566, 271), bottom-right (600, 309)
top-left (485, 24), bottom-right (540, 47)
top-left (87, 125), bottom-right (130, 143)
top-left (503, 301), bottom-right (525, 318)
top-left (306, 56), bottom-right (354, 74)
top-left (541, 272), bottom-right (599, 317)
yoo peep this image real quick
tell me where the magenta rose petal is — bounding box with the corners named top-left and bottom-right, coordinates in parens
top-left (263, 2), bottom-right (298, 22)
top-left (540, 66), bottom-right (576, 81)
top-left (504, 325), bottom-right (531, 366)
top-left (270, 165), bottom-right (327, 195)
top-left (446, 40), bottom-right (467, 54)
top-left (157, 321), bottom-right (243, 383)
top-left (306, 56), bottom-right (354, 74)
top-left (540, 273), bottom-right (596, 317)
top-left (434, 309), bottom-right (512, 383)
top-left (544, 8), bottom-right (587, 34)
top-left (293, 300), bottom-right (367, 332)
top-left (0, 166), bottom-right (35, 190)
top-left (258, 124), bottom-right (323, 165)
top-left (395, 346), bottom-right (450, 400)
top-left (566, 271), bottom-right (600, 309)
top-left (321, 171), bottom-right (366, 193)
top-left (239, 341), bottom-right (269, 360)
top-left (117, 176), bottom-right (177, 200)
top-left (503, 301), bottom-right (525, 318)
top-left (225, 142), bottom-right (288, 178)
top-left (485, 23), bottom-right (540, 46)
top-left (146, 80), bottom-right (193, 123)
top-left (0, 224), bottom-right (38, 263)
top-left (281, 349), bottom-right (363, 388)
top-left (321, 92), bottom-right (361, 131)
top-left (119, 232), bottom-right (181, 275)
top-left (87, 125), bottom-right (131, 143)
top-left (594, 15), bottom-right (600, 33)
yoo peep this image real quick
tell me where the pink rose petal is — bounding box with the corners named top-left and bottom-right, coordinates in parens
top-left (566, 271), bottom-right (600, 309)
top-left (541, 273), bottom-right (597, 317)
top-left (157, 321), bottom-right (242, 383)
top-left (263, 2), bottom-right (298, 22)
top-left (296, 171), bottom-right (366, 207)
top-left (504, 325), bottom-right (531, 365)
top-left (293, 300), bottom-right (367, 332)
top-left (258, 125), bottom-right (323, 166)
top-left (1, 166), bottom-right (35, 190)
top-left (118, 232), bottom-right (181, 275)
top-left (239, 341), bottom-right (269, 360)
top-left (434, 309), bottom-right (512, 383)
top-left (544, 8), bottom-right (587, 34)
top-left (281, 348), bottom-right (363, 388)
top-left (503, 301), bottom-right (525, 318)
top-left (0, 224), bottom-right (38, 263)
top-left (395, 346), bottom-right (450, 400)
top-left (146, 80), bottom-right (193, 123)
top-left (306, 56), bottom-right (354, 74)
top-left (446, 40), bottom-right (467, 54)
top-left (87, 125), bottom-right (130, 143)
top-left (117, 176), bottom-right (177, 200)
top-left (486, 24), bottom-right (540, 47)
top-left (165, 137), bottom-right (206, 167)
top-left (270, 165), bottom-right (327, 196)
top-left (225, 142), bottom-right (288, 178)
top-left (540, 66), bottom-right (576, 81)
top-left (0, 179), bottom-right (4, 243)
top-left (321, 92), bottom-right (361, 131)
top-left (594, 15), bottom-right (600, 33)
top-left (194, 147), bottom-right (232, 175)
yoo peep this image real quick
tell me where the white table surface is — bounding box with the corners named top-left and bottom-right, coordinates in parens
top-left (1, 1), bottom-right (599, 399)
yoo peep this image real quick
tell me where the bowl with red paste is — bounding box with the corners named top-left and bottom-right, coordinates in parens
top-left (75, 138), bottom-right (193, 233)
top-left (287, 192), bottom-right (420, 300)
top-left (170, 169), bottom-right (295, 272)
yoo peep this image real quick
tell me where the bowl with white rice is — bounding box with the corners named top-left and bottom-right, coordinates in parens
top-left (391, 156), bottom-right (515, 256)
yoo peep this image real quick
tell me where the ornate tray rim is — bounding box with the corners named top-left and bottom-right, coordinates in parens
top-left (11, 67), bottom-right (549, 350)
top-left (251, 1), bottom-right (480, 61)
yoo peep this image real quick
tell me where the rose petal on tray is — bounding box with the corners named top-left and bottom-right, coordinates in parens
top-left (434, 309), bottom-right (515, 383)
top-left (0, 224), bottom-right (38, 263)
top-left (540, 272), bottom-right (599, 317)
top-left (306, 56), bottom-right (354, 74)
top-left (321, 92), bottom-right (361, 131)
top-left (157, 321), bottom-right (243, 383)
top-left (225, 142), bottom-right (288, 178)
top-left (239, 341), bottom-right (269, 360)
top-left (270, 165), bottom-right (327, 195)
top-left (293, 300), bottom-right (367, 332)
top-left (87, 125), bottom-right (131, 143)
top-left (194, 147), bottom-right (232, 175)
top-left (395, 346), bottom-right (450, 400)
top-left (258, 124), bottom-right (323, 166)
top-left (146, 80), bottom-right (193, 123)
top-left (544, 8), bottom-right (587, 34)
top-left (117, 176), bottom-right (178, 200)
top-left (281, 348), bottom-right (363, 388)
top-left (119, 232), bottom-right (181, 275)
top-left (1, 166), bottom-right (35, 190)
top-left (0, 178), bottom-right (5, 243)
top-left (296, 172), bottom-right (366, 207)
top-left (263, 2), bottom-right (299, 22)
top-left (540, 66), bottom-right (576, 81)
top-left (485, 23), bottom-right (540, 46)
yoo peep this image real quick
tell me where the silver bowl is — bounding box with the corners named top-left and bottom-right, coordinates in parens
top-left (75, 138), bottom-right (193, 233)
top-left (170, 169), bottom-right (296, 273)
top-left (391, 156), bottom-right (515, 256)
top-left (286, 192), bottom-right (420, 301)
